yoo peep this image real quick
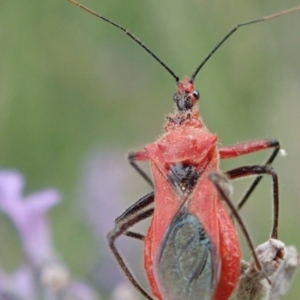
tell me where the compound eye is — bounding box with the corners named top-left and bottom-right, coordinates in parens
top-left (192, 90), bottom-right (200, 100)
top-left (185, 95), bottom-right (193, 110)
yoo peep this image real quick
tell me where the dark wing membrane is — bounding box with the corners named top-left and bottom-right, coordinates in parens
top-left (156, 206), bottom-right (218, 300)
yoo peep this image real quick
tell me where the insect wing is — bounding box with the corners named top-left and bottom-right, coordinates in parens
top-left (156, 206), bottom-right (218, 300)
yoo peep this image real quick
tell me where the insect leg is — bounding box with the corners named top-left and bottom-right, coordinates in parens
top-left (124, 231), bottom-right (145, 241)
top-left (226, 165), bottom-right (279, 239)
top-left (115, 191), bottom-right (155, 241)
top-left (218, 139), bottom-right (279, 159)
top-left (209, 172), bottom-right (264, 274)
top-left (219, 139), bottom-right (280, 210)
top-left (107, 192), bottom-right (155, 300)
top-left (128, 151), bottom-right (154, 188)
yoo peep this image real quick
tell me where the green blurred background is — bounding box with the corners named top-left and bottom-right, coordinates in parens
top-left (0, 0), bottom-right (299, 298)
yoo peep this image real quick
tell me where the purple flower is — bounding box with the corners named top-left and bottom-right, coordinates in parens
top-left (0, 170), bottom-right (100, 300)
top-left (0, 170), bottom-right (59, 266)
top-left (0, 265), bottom-right (35, 300)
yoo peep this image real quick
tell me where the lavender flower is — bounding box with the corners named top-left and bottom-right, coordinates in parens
top-left (0, 170), bottom-right (59, 266)
top-left (0, 170), bottom-right (99, 300)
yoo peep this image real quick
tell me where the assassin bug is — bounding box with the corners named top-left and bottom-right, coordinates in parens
top-left (67, 1), bottom-right (300, 299)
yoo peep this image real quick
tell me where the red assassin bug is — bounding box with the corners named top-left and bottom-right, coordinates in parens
top-left (67, 2), bottom-right (300, 299)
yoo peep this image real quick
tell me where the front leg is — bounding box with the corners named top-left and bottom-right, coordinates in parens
top-left (128, 151), bottom-right (154, 188)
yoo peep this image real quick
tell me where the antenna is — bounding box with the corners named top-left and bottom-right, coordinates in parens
top-left (67, 0), bottom-right (179, 83)
top-left (191, 6), bottom-right (300, 81)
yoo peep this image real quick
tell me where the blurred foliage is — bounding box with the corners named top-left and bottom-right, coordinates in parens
top-left (0, 0), bottom-right (300, 298)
